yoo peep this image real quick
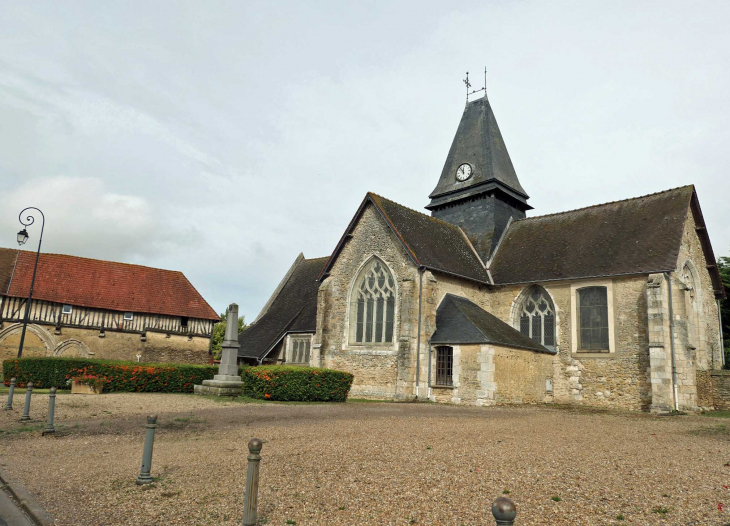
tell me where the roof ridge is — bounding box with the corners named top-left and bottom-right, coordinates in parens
top-left (515, 185), bottom-right (694, 222)
top-left (10, 248), bottom-right (185, 274)
top-left (366, 192), bottom-right (464, 231)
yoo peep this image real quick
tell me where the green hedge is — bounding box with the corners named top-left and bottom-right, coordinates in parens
top-left (2, 357), bottom-right (220, 393)
top-left (241, 366), bottom-right (353, 402)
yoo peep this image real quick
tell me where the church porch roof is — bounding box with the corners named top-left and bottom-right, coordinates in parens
top-left (430, 293), bottom-right (553, 354)
top-left (238, 255), bottom-right (328, 361)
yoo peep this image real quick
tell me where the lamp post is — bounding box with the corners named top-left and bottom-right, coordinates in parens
top-left (15, 207), bottom-right (45, 359)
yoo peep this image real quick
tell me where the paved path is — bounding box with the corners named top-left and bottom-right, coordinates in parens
top-left (0, 489), bottom-right (34, 526)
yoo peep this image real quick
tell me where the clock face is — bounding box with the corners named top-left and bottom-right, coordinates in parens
top-left (456, 163), bottom-right (472, 182)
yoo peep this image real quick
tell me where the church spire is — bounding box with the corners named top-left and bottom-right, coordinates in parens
top-left (427, 95), bottom-right (529, 207)
top-left (426, 92), bottom-right (531, 262)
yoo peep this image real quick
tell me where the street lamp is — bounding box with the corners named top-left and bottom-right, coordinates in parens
top-left (15, 207), bottom-right (45, 359)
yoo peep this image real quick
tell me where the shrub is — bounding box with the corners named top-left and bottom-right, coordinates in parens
top-left (241, 366), bottom-right (353, 402)
top-left (2, 357), bottom-right (221, 393)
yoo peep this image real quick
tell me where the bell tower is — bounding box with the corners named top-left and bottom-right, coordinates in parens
top-left (426, 94), bottom-right (531, 262)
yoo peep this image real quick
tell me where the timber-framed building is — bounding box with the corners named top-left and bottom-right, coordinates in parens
top-left (0, 249), bottom-right (219, 371)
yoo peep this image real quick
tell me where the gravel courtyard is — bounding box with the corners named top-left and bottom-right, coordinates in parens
top-left (1, 393), bottom-right (729, 526)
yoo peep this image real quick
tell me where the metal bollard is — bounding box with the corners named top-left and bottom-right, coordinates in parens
top-left (4, 377), bottom-right (16, 410)
top-left (136, 415), bottom-right (158, 485)
top-left (42, 387), bottom-right (57, 435)
top-left (242, 438), bottom-right (263, 526)
top-left (20, 382), bottom-right (33, 422)
top-left (492, 496), bottom-right (517, 526)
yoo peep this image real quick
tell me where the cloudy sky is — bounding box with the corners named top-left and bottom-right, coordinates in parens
top-left (1, 1), bottom-right (728, 320)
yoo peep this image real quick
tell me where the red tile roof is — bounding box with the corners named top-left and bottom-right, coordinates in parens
top-left (0, 248), bottom-right (219, 320)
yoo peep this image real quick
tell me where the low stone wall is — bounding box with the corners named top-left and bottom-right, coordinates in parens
top-left (0, 323), bottom-right (210, 374)
top-left (709, 370), bottom-right (730, 410)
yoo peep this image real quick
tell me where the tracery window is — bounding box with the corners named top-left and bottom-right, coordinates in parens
top-left (350, 258), bottom-right (396, 344)
top-left (517, 286), bottom-right (556, 347)
top-left (577, 286), bottom-right (609, 351)
top-left (288, 335), bottom-right (311, 365)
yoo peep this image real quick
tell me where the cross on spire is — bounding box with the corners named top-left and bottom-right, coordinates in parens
top-left (464, 67), bottom-right (487, 103)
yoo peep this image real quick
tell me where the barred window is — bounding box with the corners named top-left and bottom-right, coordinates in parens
top-left (517, 286), bottom-right (556, 347)
top-left (577, 287), bottom-right (609, 351)
top-left (350, 258), bottom-right (396, 344)
top-left (289, 336), bottom-right (311, 365)
top-left (435, 346), bottom-right (453, 386)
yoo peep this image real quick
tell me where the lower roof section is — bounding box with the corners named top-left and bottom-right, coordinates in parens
top-left (430, 294), bottom-right (554, 354)
top-left (238, 255), bottom-right (327, 361)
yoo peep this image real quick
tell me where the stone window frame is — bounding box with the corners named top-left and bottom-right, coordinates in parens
top-left (570, 279), bottom-right (616, 356)
top-left (286, 333), bottom-right (313, 365)
top-left (343, 255), bottom-right (400, 351)
top-left (512, 284), bottom-right (557, 350)
top-left (434, 346), bottom-right (454, 387)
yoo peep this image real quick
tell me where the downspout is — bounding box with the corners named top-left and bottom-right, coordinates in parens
top-left (415, 267), bottom-right (425, 398)
top-left (427, 342), bottom-right (432, 399)
top-left (665, 272), bottom-right (679, 411)
top-left (719, 299), bottom-right (725, 368)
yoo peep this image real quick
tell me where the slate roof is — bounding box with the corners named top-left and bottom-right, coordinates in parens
top-left (238, 256), bottom-right (327, 360)
top-left (489, 186), bottom-right (725, 298)
top-left (0, 248), bottom-right (219, 320)
top-left (431, 294), bottom-right (554, 354)
top-left (428, 96), bottom-right (529, 209)
top-left (319, 193), bottom-right (490, 284)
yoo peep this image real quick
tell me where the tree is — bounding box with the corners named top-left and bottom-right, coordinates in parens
top-left (211, 308), bottom-right (246, 360)
top-left (719, 256), bottom-right (730, 369)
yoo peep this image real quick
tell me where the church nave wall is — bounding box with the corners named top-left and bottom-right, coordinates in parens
top-left (315, 203), bottom-right (422, 400)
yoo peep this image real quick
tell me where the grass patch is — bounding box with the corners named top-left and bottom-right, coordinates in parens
top-left (160, 414), bottom-right (206, 429)
top-left (0, 386), bottom-right (70, 395)
top-left (702, 411), bottom-right (730, 419)
top-left (551, 496), bottom-right (561, 502)
top-left (690, 423), bottom-right (730, 438)
top-left (652, 506), bottom-right (670, 514)
top-left (0, 424), bottom-right (44, 435)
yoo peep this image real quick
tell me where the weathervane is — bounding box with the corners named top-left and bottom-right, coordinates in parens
top-left (464, 67), bottom-right (487, 103)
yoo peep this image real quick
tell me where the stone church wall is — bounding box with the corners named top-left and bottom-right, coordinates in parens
top-left (315, 203), bottom-right (422, 399)
top-left (429, 344), bottom-right (552, 405)
top-left (483, 275), bottom-right (652, 411)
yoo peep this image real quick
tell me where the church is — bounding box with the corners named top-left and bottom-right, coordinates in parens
top-left (238, 92), bottom-right (726, 413)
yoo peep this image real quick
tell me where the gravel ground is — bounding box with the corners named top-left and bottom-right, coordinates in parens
top-left (1, 393), bottom-right (729, 526)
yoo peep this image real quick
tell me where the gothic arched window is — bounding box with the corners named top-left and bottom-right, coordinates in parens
top-left (517, 285), bottom-right (556, 347)
top-left (349, 258), bottom-right (396, 344)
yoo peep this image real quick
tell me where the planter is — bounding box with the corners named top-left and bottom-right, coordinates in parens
top-left (71, 381), bottom-right (104, 395)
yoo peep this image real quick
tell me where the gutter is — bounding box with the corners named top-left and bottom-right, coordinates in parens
top-left (427, 341), bottom-right (432, 399)
top-left (719, 299), bottom-right (726, 368)
top-left (415, 266), bottom-right (424, 398)
top-left (665, 272), bottom-right (679, 411)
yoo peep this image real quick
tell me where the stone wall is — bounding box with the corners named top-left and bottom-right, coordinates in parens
top-left (695, 370), bottom-right (730, 411)
top-left (0, 322), bottom-right (210, 374)
top-left (483, 276), bottom-right (652, 411)
top-left (315, 203), bottom-right (421, 399)
top-left (429, 344), bottom-right (552, 406)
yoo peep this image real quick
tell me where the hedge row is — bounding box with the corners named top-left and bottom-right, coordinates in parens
top-left (242, 365), bottom-right (353, 402)
top-left (2, 357), bottom-right (220, 393)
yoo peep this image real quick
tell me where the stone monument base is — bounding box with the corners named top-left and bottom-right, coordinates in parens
top-left (194, 375), bottom-right (243, 397)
